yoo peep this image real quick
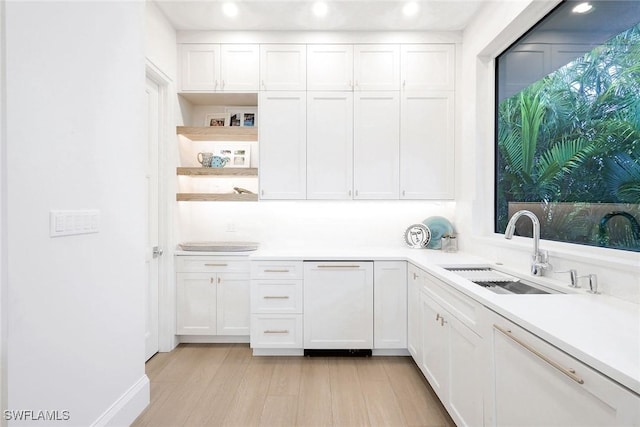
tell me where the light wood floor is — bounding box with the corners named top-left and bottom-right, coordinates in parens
top-left (132, 344), bottom-right (456, 427)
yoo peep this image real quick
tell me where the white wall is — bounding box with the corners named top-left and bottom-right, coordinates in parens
top-left (1, 0), bottom-right (8, 423)
top-left (178, 201), bottom-right (457, 249)
top-left (5, 1), bottom-right (148, 425)
top-left (459, 0), bottom-right (640, 303)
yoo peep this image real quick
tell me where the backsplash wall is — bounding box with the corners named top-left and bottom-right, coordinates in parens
top-left (177, 201), bottom-right (457, 249)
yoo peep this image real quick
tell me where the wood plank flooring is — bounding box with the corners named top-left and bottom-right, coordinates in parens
top-left (132, 344), bottom-right (455, 427)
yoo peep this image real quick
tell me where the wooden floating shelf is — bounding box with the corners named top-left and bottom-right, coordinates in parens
top-left (177, 126), bottom-right (258, 141)
top-left (177, 167), bottom-right (258, 176)
top-left (176, 193), bottom-right (259, 202)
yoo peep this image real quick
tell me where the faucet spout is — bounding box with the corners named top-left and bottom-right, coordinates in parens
top-left (504, 210), bottom-right (549, 276)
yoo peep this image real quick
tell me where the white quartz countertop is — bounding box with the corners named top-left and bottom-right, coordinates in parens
top-left (246, 245), bottom-right (640, 395)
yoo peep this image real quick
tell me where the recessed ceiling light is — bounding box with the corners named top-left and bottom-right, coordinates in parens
top-left (312, 1), bottom-right (328, 18)
top-left (572, 2), bottom-right (593, 14)
top-left (222, 2), bottom-right (239, 18)
top-left (403, 2), bottom-right (419, 17)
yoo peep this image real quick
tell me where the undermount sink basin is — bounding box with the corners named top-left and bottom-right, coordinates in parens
top-left (443, 266), bottom-right (560, 295)
top-left (179, 241), bottom-right (259, 252)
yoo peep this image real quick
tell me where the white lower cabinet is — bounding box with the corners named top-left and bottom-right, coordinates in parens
top-left (373, 261), bottom-right (407, 349)
top-left (176, 256), bottom-right (250, 336)
top-left (409, 263), bottom-right (484, 427)
top-left (304, 261), bottom-right (373, 349)
top-left (488, 313), bottom-right (640, 426)
top-left (250, 261), bottom-right (304, 352)
top-left (407, 263), bottom-right (423, 360)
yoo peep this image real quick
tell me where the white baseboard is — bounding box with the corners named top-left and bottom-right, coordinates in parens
top-left (178, 335), bottom-right (250, 344)
top-left (372, 348), bottom-right (410, 356)
top-left (252, 348), bottom-right (304, 356)
top-left (91, 375), bottom-right (150, 427)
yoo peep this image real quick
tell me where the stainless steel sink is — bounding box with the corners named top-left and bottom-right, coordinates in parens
top-left (443, 267), bottom-right (559, 295)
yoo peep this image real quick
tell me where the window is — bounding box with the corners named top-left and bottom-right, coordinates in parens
top-left (495, 0), bottom-right (640, 252)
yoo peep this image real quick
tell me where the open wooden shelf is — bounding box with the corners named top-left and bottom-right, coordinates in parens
top-left (176, 193), bottom-right (259, 202)
top-left (177, 167), bottom-right (258, 176)
top-left (177, 126), bottom-right (258, 141)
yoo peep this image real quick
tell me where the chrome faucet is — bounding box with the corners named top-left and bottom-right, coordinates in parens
top-left (504, 210), bottom-right (549, 276)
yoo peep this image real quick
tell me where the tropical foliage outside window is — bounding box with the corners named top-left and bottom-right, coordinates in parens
top-left (496, 7), bottom-right (640, 252)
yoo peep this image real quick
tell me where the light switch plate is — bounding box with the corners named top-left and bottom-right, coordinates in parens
top-left (50, 210), bottom-right (100, 237)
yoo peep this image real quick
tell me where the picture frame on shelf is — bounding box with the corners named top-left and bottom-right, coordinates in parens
top-left (212, 143), bottom-right (251, 168)
top-left (225, 107), bottom-right (257, 127)
top-left (204, 113), bottom-right (230, 127)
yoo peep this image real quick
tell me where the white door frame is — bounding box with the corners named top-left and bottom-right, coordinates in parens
top-left (0, 0), bottom-right (8, 423)
top-left (145, 60), bottom-right (175, 353)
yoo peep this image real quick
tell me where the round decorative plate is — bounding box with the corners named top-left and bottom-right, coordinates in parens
top-left (404, 223), bottom-right (432, 248)
top-left (422, 216), bottom-right (454, 249)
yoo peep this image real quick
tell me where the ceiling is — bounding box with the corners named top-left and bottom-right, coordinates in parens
top-left (153, 0), bottom-right (488, 32)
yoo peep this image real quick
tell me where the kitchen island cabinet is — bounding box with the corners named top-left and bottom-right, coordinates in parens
top-left (488, 311), bottom-right (640, 426)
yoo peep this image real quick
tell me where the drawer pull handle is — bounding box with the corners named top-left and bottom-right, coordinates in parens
top-left (264, 269), bottom-right (290, 273)
top-left (205, 263), bottom-right (228, 267)
top-left (263, 296), bottom-right (290, 299)
top-left (317, 265), bottom-right (361, 268)
top-left (264, 329), bottom-right (289, 334)
top-left (493, 324), bottom-right (584, 385)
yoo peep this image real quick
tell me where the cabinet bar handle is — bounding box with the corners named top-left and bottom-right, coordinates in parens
top-left (263, 296), bottom-right (290, 299)
top-left (264, 329), bottom-right (289, 334)
top-left (317, 265), bottom-right (361, 268)
top-left (205, 263), bottom-right (228, 267)
top-left (493, 324), bottom-right (584, 385)
top-left (264, 269), bottom-right (290, 273)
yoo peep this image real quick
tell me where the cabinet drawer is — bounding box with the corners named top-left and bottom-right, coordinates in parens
top-left (423, 272), bottom-right (481, 332)
top-left (250, 261), bottom-right (303, 279)
top-left (176, 256), bottom-right (249, 273)
top-left (251, 280), bottom-right (303, 314)
top-left (250, 314), bottom-right (303, 348)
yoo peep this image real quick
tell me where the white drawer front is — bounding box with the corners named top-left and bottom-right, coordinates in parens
top-left (176, 256), bottom-right (249, 273)
top-left (423, 272), bottom-right (481, 332)
top-left (250, 261), bottom-right (303, 279)
top-left (250, 315), bottom-right (303, 348)
top-left (251, 280), bottom-right (303, 313)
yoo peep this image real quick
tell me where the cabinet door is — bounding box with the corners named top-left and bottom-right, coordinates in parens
top-left (420, 290), bottom-right (448, 400)
top-left (260, 44), bottom-right (306, 91)
top-left (216, 273), bottom-right (250, 336)
top-left (373, 261), bottom-right (407, 349)
top-left (180, 44), bottom-right (221, 92)
top-left (307, 92), bottom-right (353, 199)
top-left (448, 315), bottom-right (483, 427)
top-left (220, 44), bottom-right (259, 91)
top-left (353, 92), bottom-right (400, 199)
top-left (176, 273), bottom-right (216, 335)
top-left (307, 44), bottom-right (354, 91)
top-left (407, 264), bottom-right (422, 361)
top-left (400, 91), bottom-right (454, 199)
top-left (303, 262), bottom-right (374, 349)
top-left (401, 44), bottom-right (455, 91)
top-left (354, 44), bottom-right (400, 91)
top-left (490, 318), bottom-right (640, 427)
top-left (259, 92), bottom-right (307, 199)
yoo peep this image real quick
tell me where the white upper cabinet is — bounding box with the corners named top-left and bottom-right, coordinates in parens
top-left (180, 43), bottom-right (259, 92)
top-left (354, 45), bottom-right (400, 91)
top-left (220, 44), bottom-right (260, 91)
top-left (307, 92), bottom-right (354, 200)
top-left (353, 92), bottom-right (400, 199)
top-left (400, 91), bottom-right (454, 199)
top-left (401, 44), bottom-right (455, 91)
top-left (307, 44), bottom-right (354, 91)
top-left (259, 91), bottom-right (307, 199)
top-left (180, 44), bottom-right (221, 91)
top-left (260, 44), bottom-right (307, 91)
